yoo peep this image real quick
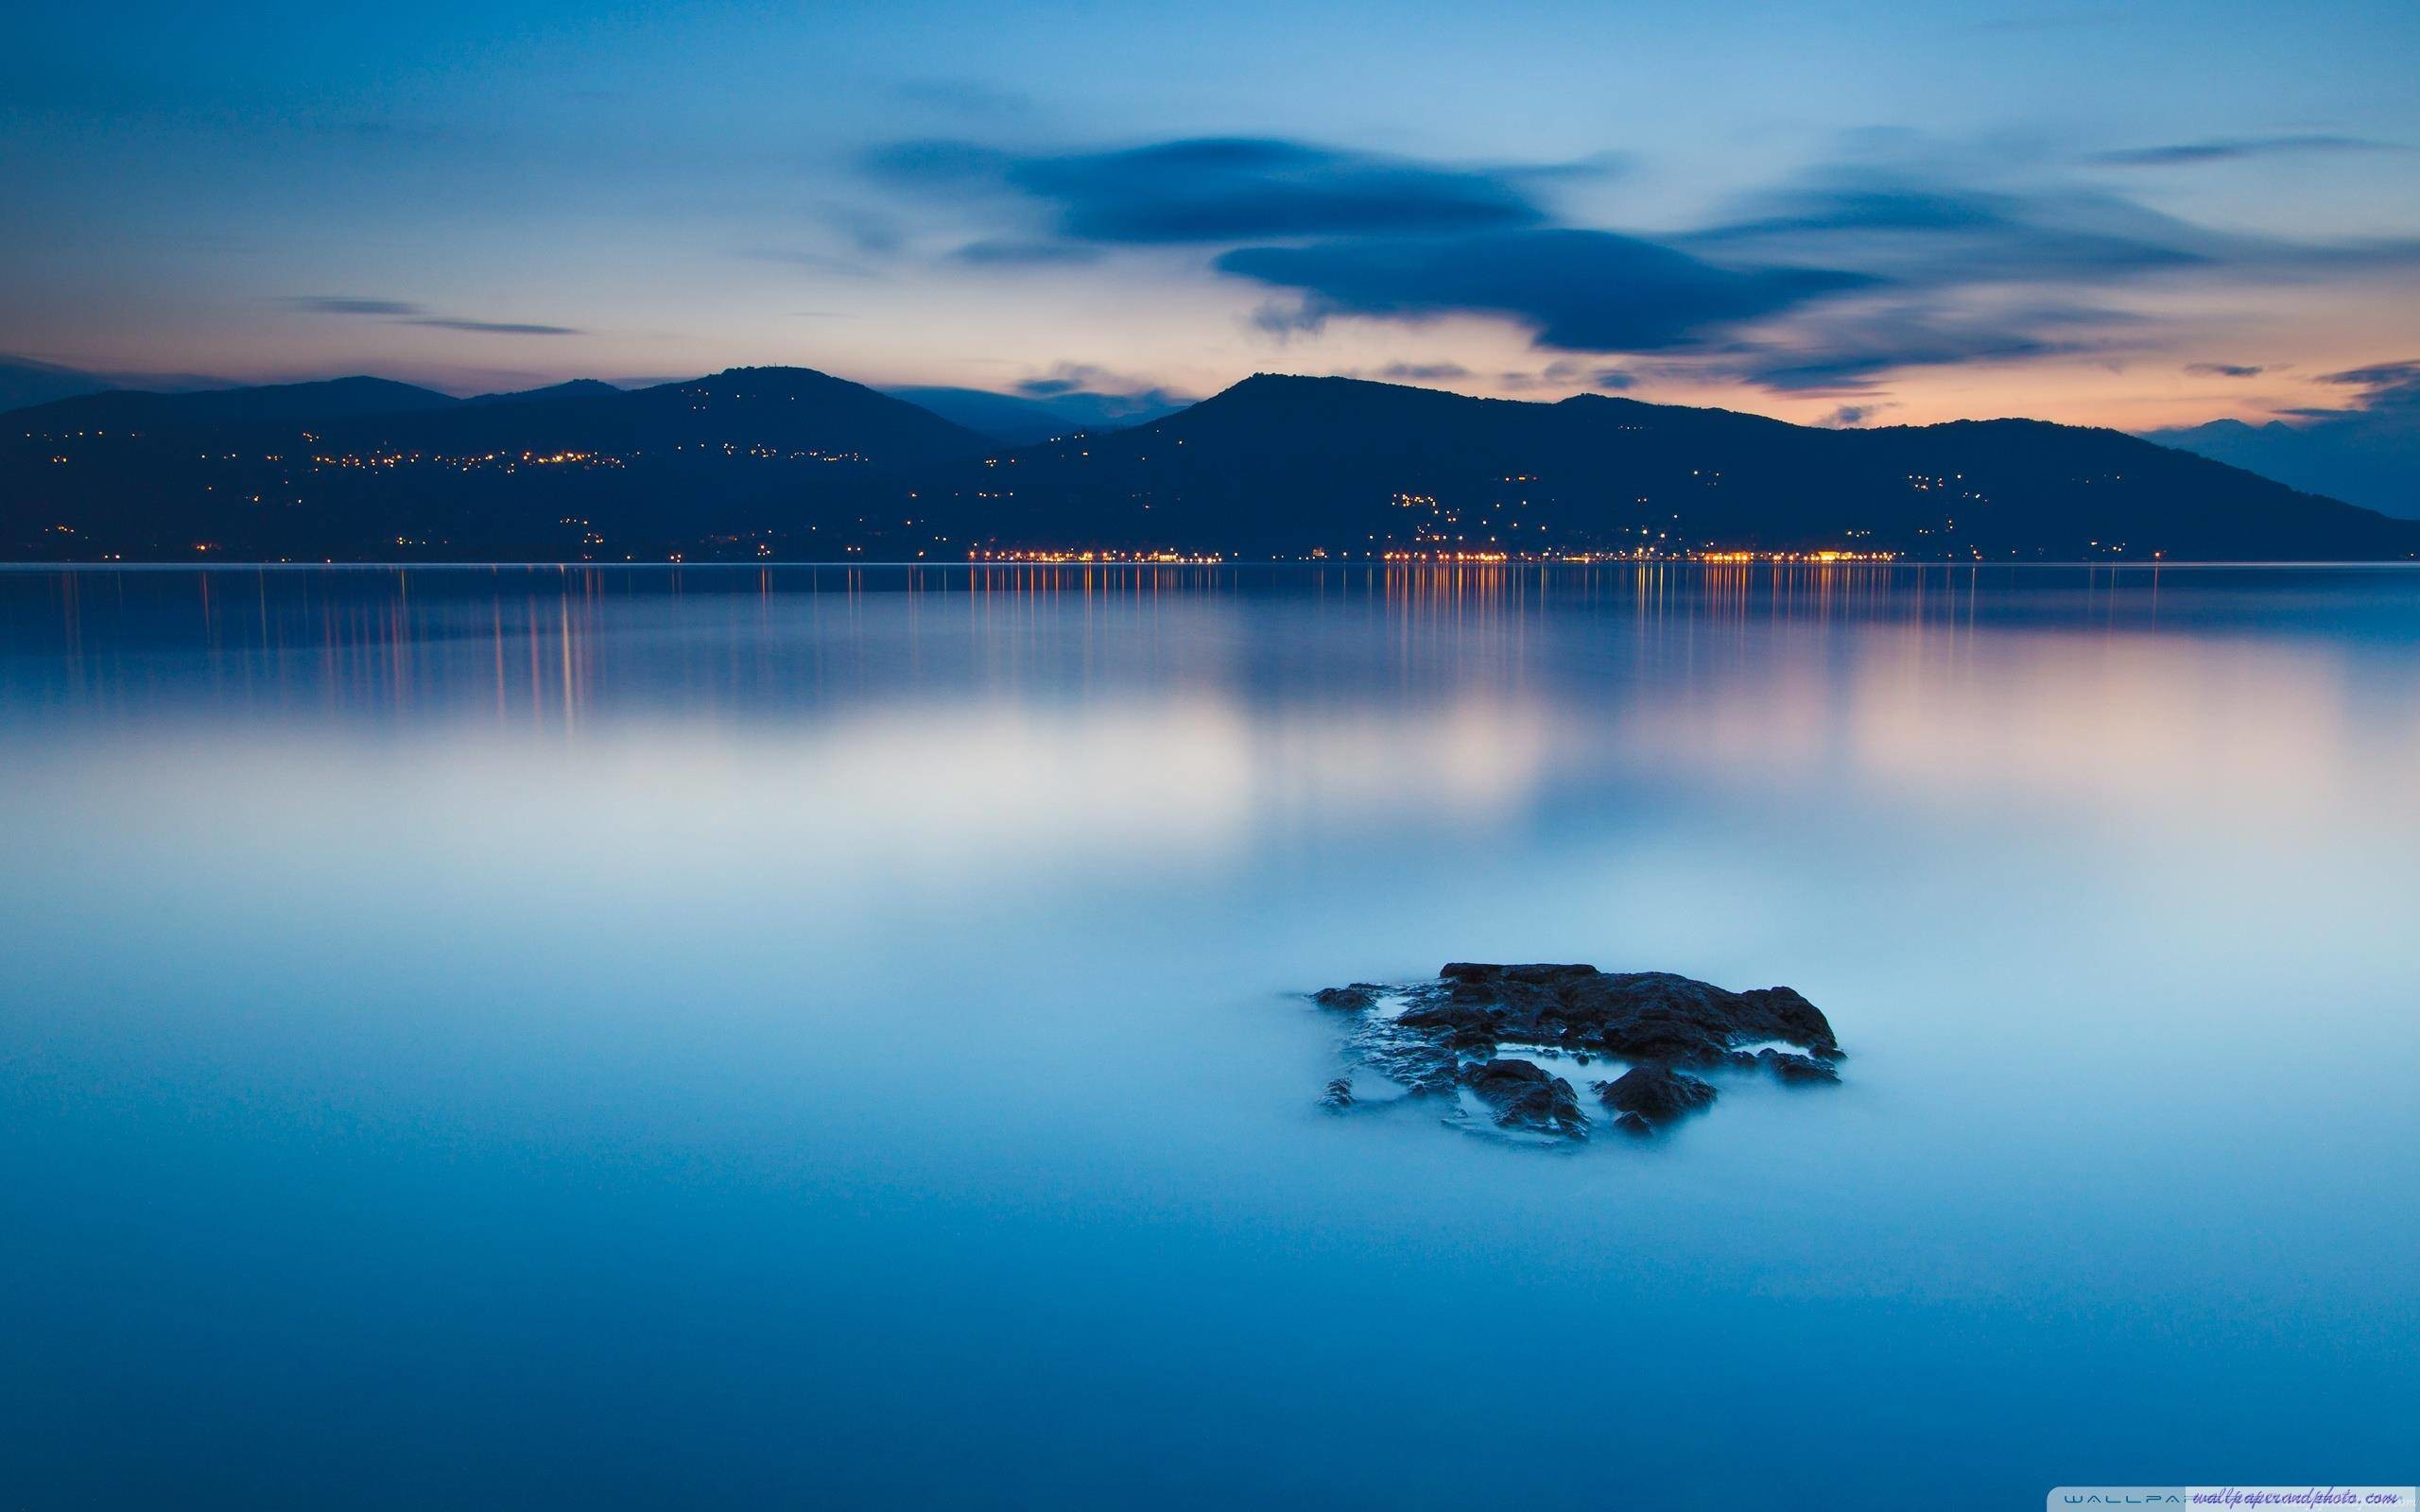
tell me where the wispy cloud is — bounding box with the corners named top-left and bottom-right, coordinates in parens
top-left (2186, 362), bottom-right (2267, 378)
top-left (401, 318), bottom-right (582, 335)
top-left (283, 296), bottom-right (424, 316)
top-left (866, 130), bottom-right (2420, 397)
top-left (1824, 404), bottom-right (1893, 426)
top-left (1222, 229), bottom-right (1867, 354)
top-left (951, 238), bottom-right (1102, 266)
top-left (2089, 135), bottom-right (2394, 167)
top-left (869, 136), bottom-right (1562, 246)
top-left (285, 296), bottom-right (582, 336)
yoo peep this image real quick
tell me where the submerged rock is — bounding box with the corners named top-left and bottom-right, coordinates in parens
top-left (1408, 963), bottom-right (1841, 1066)
top-left (1463, 1058), bottom-right (1589, 1140)
top-left (1597, 1063), bottom-right (1719, 1125)
top-left (1306, 962), bottom-right (1843, 1143)
top-left (1321, 1076), bottom-right (1356, 1109)
top-left (1756, 1048), bottom-right (1841, 1084)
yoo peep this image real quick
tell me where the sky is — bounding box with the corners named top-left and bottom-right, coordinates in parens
top-left (4, 0), bottom-right (2418, 433)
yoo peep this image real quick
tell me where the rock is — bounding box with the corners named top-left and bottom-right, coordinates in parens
top-left (1462, 1058), bottom-right (1589, 1140)
top-left (1321, 1076), bottom-right (1356, 1109)
top-left (1417, 964), bottom-right (1842, 1066)
top-left (1612, 1111), bottom-right (1655, 1137)
top-left (1756, 1049), bottom-right (1841, 1084)
top-left (1598, 1063), bottom-right (1719, 1125)
top-left (1307, 962), bottom-right (1844, 1141)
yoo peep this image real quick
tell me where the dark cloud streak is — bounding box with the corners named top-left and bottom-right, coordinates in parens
top-left (2090, 135), bottom-right (2394, 167)
top-left (1220, 229), bottom-right (1869, 353)
top-left (285, 296), bottom-right (582, 336)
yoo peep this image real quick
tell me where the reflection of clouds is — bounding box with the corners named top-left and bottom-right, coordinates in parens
top-left (626, 692), bottom-right (1553, 868)
top-left (1618, 623), bottom-right (2420, 832)
top-left (5, 691), bottom-right (1558, 904)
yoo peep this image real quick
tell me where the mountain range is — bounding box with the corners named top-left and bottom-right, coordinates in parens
top-left (2144, 410), bottom-right (2420, 521)
top-left (5, 366), bottom-right (2414, 561)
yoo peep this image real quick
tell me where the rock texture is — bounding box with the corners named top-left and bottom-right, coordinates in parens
top-left (1307, 963), bottom-right (1842, 1142)
top-left (1597, 1063), bottom-right (1719, 1128)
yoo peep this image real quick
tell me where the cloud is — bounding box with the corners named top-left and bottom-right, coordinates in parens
top-left (284, 296), bottom-right (424, 316)
top-left (1496, 360), bottom-right (1635, 393)
top-left (285, 296), bottom-right (581, 335)
top-left (2147, 355), bottom-right (2420, 517)
top-left (1219, 228), bottom-right (1868, 352)
top-left (1690, 158), bottom-right (2420, 289)
top-left (2187, 362), bottom-right (2268, 378)
top-left (1825, 404), bottom-right (1892, 426)
top-left (1374, 362), bottom-right (1472, 381)
top-left (2317, 358), bottom-right (2420, 397)
top-left (2089, 135), bottom-right (2394, 167)
top-left (401, 318), bottom-right (583, 335)
top-left (869, 130), bottom-right (2420, 397)
top-left (1687, 178), bottom-right (2216, 284)
top-left (1009, 362), bottom-right (1191, 415)
top-left (951, 238), bottom-right (1102, 266)
top-left (1697, 298), bottom-right (2130, 393)
top-left (870, 136), bottom-right (1550, 244)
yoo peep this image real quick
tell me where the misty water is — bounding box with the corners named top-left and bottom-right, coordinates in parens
top-left (3, 563), bottom-right (2414, 1506)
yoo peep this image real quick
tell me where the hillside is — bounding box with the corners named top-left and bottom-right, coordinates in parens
top-left (2, 368), bottom-right (990, 560)
top-left (6, 369), bottom-right (2415, 561)
top-left (923, 375), bottom-right (2418, 561)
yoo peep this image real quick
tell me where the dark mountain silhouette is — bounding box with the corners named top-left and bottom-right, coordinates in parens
top-left (0, 357), bottom-right (116, 413)
top-left (6, 368), bottom-right (2414, 561)
top-left (16, 376), bottom-right (457, 431)
top-left (463, 378), bottom-right (624, 407)
top-left (884, 385), bottom-right (1188, 445)
top-left (4, 367), bottom-right (989, 560)
top-left (925, 374), bottom-right (2418, 560)
top-left (2144, 412), bottom-right (2420, 521)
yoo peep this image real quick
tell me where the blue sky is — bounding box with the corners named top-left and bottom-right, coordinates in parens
top-left (4, 0), bottom-right (2417, 430)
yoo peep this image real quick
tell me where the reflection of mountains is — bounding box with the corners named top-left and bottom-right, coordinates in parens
top-left (15, 562), bottom-right (2416, 853)
top-left (1622, 620), bottom-right (2417, 829)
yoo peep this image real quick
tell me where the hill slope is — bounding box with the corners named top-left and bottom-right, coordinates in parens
top-left (924, 375), bottom-right (2418, 560)
top-left (3, 367), bottom-right (990, 559)
top-left (7, 369), bottom-right (2414, 561)
top-left (2143, 414), bottom-right (2420, 521)
top-left (15, 375), bottom-right (458, 431)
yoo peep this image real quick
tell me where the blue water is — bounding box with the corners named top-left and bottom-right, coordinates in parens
top-left (3, 564), bottom-right (2414, 1507)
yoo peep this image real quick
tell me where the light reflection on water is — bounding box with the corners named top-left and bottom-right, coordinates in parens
top-left (2, 564), bottom-right (2415, 1506)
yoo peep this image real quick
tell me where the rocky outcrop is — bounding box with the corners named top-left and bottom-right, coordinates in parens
top-left (1306, 963), bottom-right (1842, 1142)
top-left (1463, 1058), bottom-right (1589, 1140)
top-left (1597, 1063), bottom-right (1719, 1131)
top-left (1755, 1048), bottom-right (1841, 1084)
top-left (1400, 964), bottom-right (1841, 1065)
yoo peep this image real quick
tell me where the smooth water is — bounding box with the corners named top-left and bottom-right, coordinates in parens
top-left (3, 564), bottom-right (2414, 1507)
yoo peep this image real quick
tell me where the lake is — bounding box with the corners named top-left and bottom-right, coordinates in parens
top-left (3, 563), bottom-right (2414, 1506)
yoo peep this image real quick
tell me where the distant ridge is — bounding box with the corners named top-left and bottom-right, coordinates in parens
top-left (14, 376), bottom-right (457, 430)
top-left (884, 385), bottom-right (1188, 446)
top-left (3, 366), bottom-right (991, 560)
top-left (4, 368), bottom-right (2413, 561)
top-left (2143, 413), bottom-right (2420, 521)
top-left (925, 373), bottom-right (2418, 562)
top-left (463, 378), bottom-right (624, 407)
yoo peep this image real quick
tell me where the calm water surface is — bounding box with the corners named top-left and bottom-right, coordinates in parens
top-left (3, 564), bottom-right (2415, 1507)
